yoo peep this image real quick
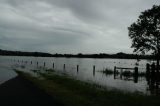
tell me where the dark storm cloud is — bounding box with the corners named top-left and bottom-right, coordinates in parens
top-left (0, 0), bottom-right (160, 53)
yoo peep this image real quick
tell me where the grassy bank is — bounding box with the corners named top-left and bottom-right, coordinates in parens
top-left (15, 70), bottom-right (160, 106)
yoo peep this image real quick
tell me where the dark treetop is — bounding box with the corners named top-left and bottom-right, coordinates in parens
top-left (128, 5), bottom-right (160, 55)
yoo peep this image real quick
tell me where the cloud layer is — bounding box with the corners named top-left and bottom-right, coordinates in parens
top-left (0, 0), bottom-right (159, 54)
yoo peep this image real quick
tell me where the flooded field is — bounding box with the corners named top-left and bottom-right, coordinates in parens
top-left (0, 56), bottom-right (17, 84)
top-left (0, 56), bottom-right (159, 95)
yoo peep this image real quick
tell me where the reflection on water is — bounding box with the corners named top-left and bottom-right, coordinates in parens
top-left (147, 77), bottom-right (160, 95)
top-left (1, 56), bottom-right (160, 95)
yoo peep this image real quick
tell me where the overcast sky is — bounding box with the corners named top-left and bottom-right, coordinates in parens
top-left (0, 0), bottom-right (160, 54)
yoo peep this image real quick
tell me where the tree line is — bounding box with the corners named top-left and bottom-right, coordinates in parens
top-left (0, 49), bottom-right (155, 59)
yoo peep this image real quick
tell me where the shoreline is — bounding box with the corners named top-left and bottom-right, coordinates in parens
top-left (15, 70), bottom-right (160, 106)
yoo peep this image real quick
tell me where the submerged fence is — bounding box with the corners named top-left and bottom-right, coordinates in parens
top-left (12, 59), bottom-right (160, 79)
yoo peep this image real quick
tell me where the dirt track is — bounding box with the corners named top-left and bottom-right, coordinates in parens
top-left (0, 75), bottom-right (62, 106)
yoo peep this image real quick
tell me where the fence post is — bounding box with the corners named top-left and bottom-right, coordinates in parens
top-left (151, 63), bottom-right (156, 77)
top-left (37, 62), bottom-right (38, 67)
top-left (44, 62), bottom-right (46, 67)
top-left (77, 65), bottom-right (79, 72)
top-left (63, 64), bottom-right (65, 70)
top-left (146, 63), bottom-right (150, 76)
top-left (53, 62), bottom-right (54, 69)
top-left (93, 65), bottom-right (95, 71)
top-left (114, 66), bottom-right (116, 79)
top-left (114, 66), bottom-right (116, 74)
top-left (93, 65), bottom-right (95, 76)
top-left (134, 67), bottom-right (138, 76)
top-left (134, 67), bottom-right (138, 83)
top-left (120, 69), bottom-right (123, 79)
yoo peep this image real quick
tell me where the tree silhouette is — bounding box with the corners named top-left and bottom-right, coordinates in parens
top-left (128, 5), bottom-right (160, 71)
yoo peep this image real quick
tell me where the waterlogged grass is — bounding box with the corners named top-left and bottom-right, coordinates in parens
top-left (45, 69), bottom-right (55, 72)
top-left (138, 72), bottom-right (146, 77)
top-left (15, 70), bottom-right (160, 106)
top-left (102, 68), bottom-right (114, 74)
top-left (100, 68), bottom-right (146, 77)
top-left (31, 69), bottom-right (40, 73)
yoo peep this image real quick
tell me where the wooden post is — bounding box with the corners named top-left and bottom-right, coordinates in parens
top-left (120, 69), bottom-right (123, 79)
top-left (134, 67), bottom-right (138, 76)
top-left (93, 65), bottom-right (95, 71)
top-left (114, 66), bottom-right (116, 74)
top-left (93, 65), bottom-right (95, 76)
top-left (53, 62), bottom-right (54, 69)
top-left (63, 64), bottom-right (65, 70)
top-left (134, 75), bottom-right (138, 83)
top-left (151, 63), bottom-right (156, 77)
top-left (146, 63), bottom-right (150, 76)
top-left (77, 65), bottom-right (79, 72)
top-left (44, 62), bottom-right (46, 67)
top-left (31, 61), bottom-right (32, 65)
top-left (37, 62), bottom-right (38, 67)
top-left (114, 66), bottom-right (116, 79)
top-left (134, 67), bottom-right (138, 83)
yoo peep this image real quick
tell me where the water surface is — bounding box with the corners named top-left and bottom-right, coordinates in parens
top-left (0, 56), bottom-right (17, 84)
top-left (1, 56), bottom-right (159, 95)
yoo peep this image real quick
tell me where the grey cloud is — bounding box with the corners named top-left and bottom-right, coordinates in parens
top-left (0, 0), bottom-right (160, 53)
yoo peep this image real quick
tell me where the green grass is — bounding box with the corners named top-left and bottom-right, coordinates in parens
top-left (31, 69), bottom-right (40, 73)
top-left (15, 70), bottom-right (160, 106)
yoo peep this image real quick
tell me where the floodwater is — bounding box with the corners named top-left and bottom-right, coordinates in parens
top-left (0, 56), bottom-right (159, 95)
top-left (0, 56), bottom-right (17, 84)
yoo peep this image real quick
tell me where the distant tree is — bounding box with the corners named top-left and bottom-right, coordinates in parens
top-left (128, 5), bottom-right (160, 71)
top-left (77, 53), bottom-right (83, 56)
